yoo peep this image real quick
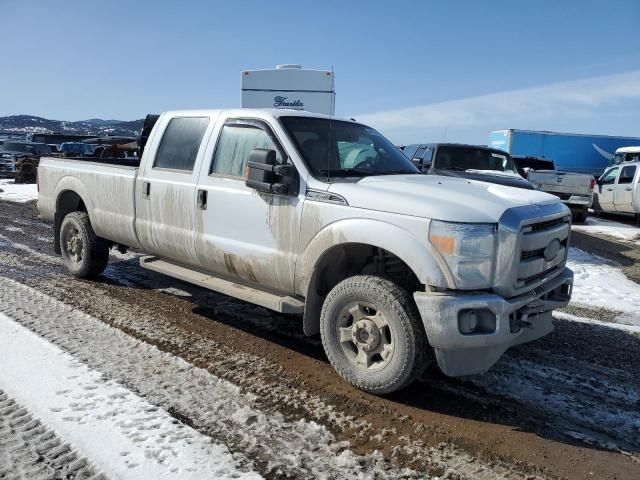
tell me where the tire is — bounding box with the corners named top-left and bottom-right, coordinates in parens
top-left (320, 275), bottom-right (430, 394)
top-left (571, 208), bottom-right (588, 224)
top-left (59, 211), bottom-right (109, 278)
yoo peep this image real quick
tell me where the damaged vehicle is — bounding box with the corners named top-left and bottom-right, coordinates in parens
top-left (37, 109), bottom-right (573, 394)
top-left (0, 141), bottom-right (51, 183)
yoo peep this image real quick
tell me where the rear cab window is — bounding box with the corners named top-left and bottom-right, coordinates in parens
top-left (153, 117), bottom-right (209, 172)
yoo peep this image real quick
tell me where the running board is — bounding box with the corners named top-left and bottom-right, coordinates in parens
top-left (139, 256), bottom-right (304, 314)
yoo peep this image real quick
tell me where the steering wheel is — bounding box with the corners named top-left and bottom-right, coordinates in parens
top-left (353, 157), bottom-right (376, 170)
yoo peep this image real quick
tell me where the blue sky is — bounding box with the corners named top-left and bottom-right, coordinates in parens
top-left (1, 0), bottom-right (639, 144)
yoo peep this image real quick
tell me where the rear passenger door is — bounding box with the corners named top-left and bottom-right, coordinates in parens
top-left (194, 118), bottom-right (302, 294)
top-left (135, 115), bottom-right (213, 266)
top-left (614, 165), bottom-right (637, 213)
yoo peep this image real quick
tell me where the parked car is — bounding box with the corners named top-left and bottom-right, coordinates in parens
top-left (37, 109), bottom-right (573, 394)
top-left (513, 156), bottom-right (595, 223)
top-left (57, 142), bottom-right (99, 157)
top-left (607, 146), bottom-right (640, 168)
top-left (0, 141), bottom-right (51, 183)
top-left (593, 161), bottom-right (640, 222)
top-left (403, 143), bottom-right (535, 190)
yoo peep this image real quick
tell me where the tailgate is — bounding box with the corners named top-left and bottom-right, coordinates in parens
top-left (528, 171), bottom-right (592, 195)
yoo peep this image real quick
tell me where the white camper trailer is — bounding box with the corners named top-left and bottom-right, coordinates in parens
top-left (241, 64), bottom-right (335, 115)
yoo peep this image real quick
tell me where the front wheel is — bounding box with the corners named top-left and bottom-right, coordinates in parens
top-left (60, 211), bottom-right (110, 278)
top-left (320, 275), bottom-right (430, 394)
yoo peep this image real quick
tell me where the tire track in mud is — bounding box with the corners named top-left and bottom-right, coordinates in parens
top-left (0, 390), bottom-right (103, 480)
top-left (2, 200), bottom-right (640, 479)
top-left (0, 276), bottom-right (526, 480)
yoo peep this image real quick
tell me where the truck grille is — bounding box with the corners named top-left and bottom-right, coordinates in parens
top-left (494, 203), bottom-right (572, 298)
top-left (515, 216), bottom-right (571, 289)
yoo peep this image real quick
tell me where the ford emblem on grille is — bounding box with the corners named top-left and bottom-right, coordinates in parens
top-left (543, 239), bottom-right (562, 262)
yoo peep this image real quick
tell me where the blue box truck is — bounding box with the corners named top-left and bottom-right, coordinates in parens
top-left (488, 129), bottom-right (640, 177)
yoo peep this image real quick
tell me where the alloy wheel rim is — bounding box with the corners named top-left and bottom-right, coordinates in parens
top-left (337, 301), bottom-right (394, 372)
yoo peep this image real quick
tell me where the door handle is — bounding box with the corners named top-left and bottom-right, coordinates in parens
top-left (197, 189), bottom-right (207, 210)
top-left (625, 187), bottom-right (632, 191)
top-left (142, 181), bottom-right (150, 198)
top-left (606, 188), bottom-right (613, 191)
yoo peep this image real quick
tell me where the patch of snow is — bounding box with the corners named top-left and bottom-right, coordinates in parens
top-left (0, 179), bottom-right (38, 203)
top-left (554, 310), bottom-right (640, 334)
top-left (573, 216), bottom-right (640, 243)
top-left (567, 247), bottom-right (640, 326)
top-left (0, 312), bottom-right (261, 480)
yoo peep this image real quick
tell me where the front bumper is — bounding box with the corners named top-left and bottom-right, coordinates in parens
top-left (414, 267), bottom-right (573, 376)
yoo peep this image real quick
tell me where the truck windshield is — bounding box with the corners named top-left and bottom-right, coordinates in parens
top-left (280, 116), bottom-right (419, 179)
top-left (435, 146), bottom-right (518, 174)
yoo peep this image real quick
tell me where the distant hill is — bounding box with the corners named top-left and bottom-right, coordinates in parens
top-left (0, 115), bottom-right (145, 137)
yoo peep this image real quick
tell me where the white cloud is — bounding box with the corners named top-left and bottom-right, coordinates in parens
top-left (357, 71), bottom-right (640, 143)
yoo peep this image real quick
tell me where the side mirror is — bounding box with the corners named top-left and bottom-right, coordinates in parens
top-left (245, 149), bottom-right (295, 195)
top-left (522, 167), bottom-right (531, 179)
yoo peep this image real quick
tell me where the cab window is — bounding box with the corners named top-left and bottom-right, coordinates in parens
top-left (154, 117), bottom-right (209, 172)
top-left (211, 123), bottom-right (283, 178)
top-left (402, 145), bottom-right (419, 159)
top-left (600, 167), bottom-right (619, 185)
top-left (618, 165), bottom-right (637, 184)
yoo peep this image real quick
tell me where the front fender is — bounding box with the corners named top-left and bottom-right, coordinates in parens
top-left (295, 218), bottom-right (452, 296)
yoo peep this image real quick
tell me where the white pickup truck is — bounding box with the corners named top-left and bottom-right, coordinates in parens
top-left (37, 109), bottom-right (574, 394)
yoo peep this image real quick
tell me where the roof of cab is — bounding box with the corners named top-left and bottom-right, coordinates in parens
top-left (160, 108), bottom-right (356, 122)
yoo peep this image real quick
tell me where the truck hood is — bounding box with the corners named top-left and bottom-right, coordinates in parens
top-left (434, 169), bottom-right (535, 190)
top-left (328, 174), bottom-right (559, 223)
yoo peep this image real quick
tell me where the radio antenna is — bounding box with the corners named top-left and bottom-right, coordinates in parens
top-left (442, 127), bottom-right (448, 142)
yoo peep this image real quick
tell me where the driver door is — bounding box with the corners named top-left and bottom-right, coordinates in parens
top-left (596, 166), bottom-right (619, 212)
top-left (194, 118), bottom-right (303, 294)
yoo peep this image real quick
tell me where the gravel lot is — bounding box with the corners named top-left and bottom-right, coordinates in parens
top-left (1, 200), bottom-right (639, 479)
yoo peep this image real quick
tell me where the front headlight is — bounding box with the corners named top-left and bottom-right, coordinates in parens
top-left (429, 220), bottom-right (496, 289)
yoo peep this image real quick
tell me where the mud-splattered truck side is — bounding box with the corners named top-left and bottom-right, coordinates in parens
top-left (37, 109), bottom-right (574, 394)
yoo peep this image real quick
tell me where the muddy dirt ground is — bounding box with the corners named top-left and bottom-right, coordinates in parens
top-left (1, 200), bottom-right (639, 479)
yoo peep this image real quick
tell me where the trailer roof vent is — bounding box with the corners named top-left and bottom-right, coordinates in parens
top-left (276, 64), bottom-right (302, 69)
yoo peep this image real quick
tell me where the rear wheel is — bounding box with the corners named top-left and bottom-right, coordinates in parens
top-left (60, 211), bottom-right (109, 278)
top-left (571, 208), bottom-right (588, 224)
top-left (320, 275), bottom-right (430, 394)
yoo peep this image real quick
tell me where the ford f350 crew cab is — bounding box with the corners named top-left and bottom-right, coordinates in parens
top-left (37, 109), bottom-right (574, 394)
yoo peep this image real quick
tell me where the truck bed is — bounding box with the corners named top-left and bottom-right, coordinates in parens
top-left (37, 156), bottom-right (141, 249)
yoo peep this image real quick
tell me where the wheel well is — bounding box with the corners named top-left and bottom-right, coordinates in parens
top-left (303, 243), bottom-right (421, 336)
top-left (53, 190), bottom-right (87, 254)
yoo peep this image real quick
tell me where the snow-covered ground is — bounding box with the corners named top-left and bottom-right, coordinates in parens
top-left (0, 312), bottom-right (261, 480)
top-left (567, 247), bottom-right (640, 325)
top-left (573, 215), bottom-right (640, 243)
top-left (0, 179), bottom-right (38, 203)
